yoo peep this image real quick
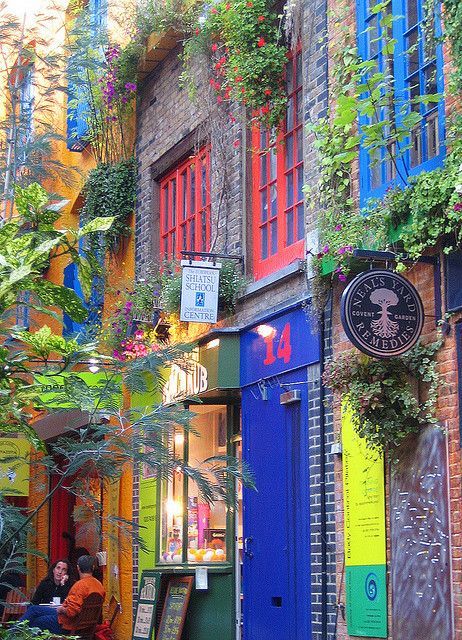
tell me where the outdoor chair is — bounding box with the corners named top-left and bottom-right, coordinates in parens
top-left (51, 592), bottom-right (104, 640)
top-left (0, 587), bottom-right (28, 624)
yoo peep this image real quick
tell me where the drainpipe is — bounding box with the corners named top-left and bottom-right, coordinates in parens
top-left (319, 293), bottom-right (331, 639)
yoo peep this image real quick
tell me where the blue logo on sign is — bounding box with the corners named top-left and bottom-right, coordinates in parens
top-left (365, 573), bottom-right (378, 601)
top-left (195, 292), bottom-right (205, 307)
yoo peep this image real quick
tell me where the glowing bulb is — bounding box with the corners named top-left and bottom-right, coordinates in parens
top-left (174, 433), bottom-right (184, 446)
top-left (256, 324), bottom-right (276, 339)
top-left (166, 499), bottom-right (183, 517)
top-left (205, 338), bottom-right (220, 350)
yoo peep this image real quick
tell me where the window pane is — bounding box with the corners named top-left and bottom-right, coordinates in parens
top-left (286, 208), bottom-right (294, 246)
top-left (286, 96), bottom-right (294, 131)
top-left (261, 225), bottom-right (268, 259)
top-left (181, 171), bottom-right (187, 221)
top-left (270, 220), bottom-right (278, 255)
top-left (260, 127), bottom-right (267, 149)
top-left (160, 431), bottom-right (184, 563)
top-left (190, 164), bottom-right (196, 215)
top-left (285, 134), bottom-right (294, 170)
top-left (201, 210), bottom-right (207, 251)
top-left (426, 111), bottom-right (439, 158)
top-left (368, 14), bottom-right (379, 58)
top-left (296, 52), bottom-right (302, 87)
top-left (261, 190), bottom-right (268, 222)
top-left (190, 219), bottom-right (195, 249)
top-left (296, 92), bottom-right (303, 127)
top-left (411, 125), bottom-right (422, 167)
top-left (406, 28), bottom-right (419, 76)
top-left (297, 165), bottom-right (303, 201)
top-left (187, 406), bottom-right (228, 563)
top-left (162, 186), bottom-right (169, 229)
top-left (296, 127), bottom-right (303, 162)
top-left (172, 178), bottom-right (177, 226)
top-left (286, 171), bottom-right (294, 207)
top-left (182, 224), bottom-right (187, 250)
top-left (407, 0), bottom-right (418, 29)
top-left (425, 63), bottom-right (437, 98)
top-left (270, 184), bottom-right (277, 218)
top-left (260, 154), bottom-right (267, 186)
top-left (297, 203), bottom-right (304, 241)
top-left (286, 58), bottom-right (293, 94)
top-left (270, 147), bottom-right (277, 181)
top-left (201, 158), bottom-right (207, 207)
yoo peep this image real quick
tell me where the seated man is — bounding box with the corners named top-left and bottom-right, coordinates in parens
top-left (19, 555), bottom-right (105, 635)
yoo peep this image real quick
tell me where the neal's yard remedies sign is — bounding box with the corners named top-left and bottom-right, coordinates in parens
top-left (341, 269), bottom-right (424, 358)
top-left (180, 260), bottom-right (221, 323)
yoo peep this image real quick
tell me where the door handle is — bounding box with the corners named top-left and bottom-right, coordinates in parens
top-left (244, 536), bottom-right (253, 559)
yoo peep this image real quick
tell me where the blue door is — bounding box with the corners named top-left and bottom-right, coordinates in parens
top-left (242, 367), bottom-right (312, 640)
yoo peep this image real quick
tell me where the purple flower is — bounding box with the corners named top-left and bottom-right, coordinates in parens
top-left (454, 202), bottom-right (462, 212)
top-left (125, 82), bottom-right (137, 92)
top-left (334, 224), bottom-right (342, 231)
top-left (322, 245), bottom-right (329, 254)
top-left (338, 273), bottom-right (347, 282)
top-left (337, 245), bottom-right (353, 255)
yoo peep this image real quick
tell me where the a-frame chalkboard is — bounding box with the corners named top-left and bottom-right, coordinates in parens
top-left (156, 575), bottom-right (193, 640)
top-left (133, 571), bottom-right (161, 640)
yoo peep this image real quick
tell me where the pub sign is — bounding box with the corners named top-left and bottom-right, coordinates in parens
top-left (341, 269), bottom-right (424, 358)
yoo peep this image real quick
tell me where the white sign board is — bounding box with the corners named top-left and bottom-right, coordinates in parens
top-left (180, 261), bottom-right (221, 323)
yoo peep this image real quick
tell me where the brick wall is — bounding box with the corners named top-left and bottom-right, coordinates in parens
top-left (134, 0), bottom-right (334, 632)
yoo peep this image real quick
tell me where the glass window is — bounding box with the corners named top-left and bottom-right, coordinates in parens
top-left (159, 405), bottom-right (230, 564)
top-left (251, 46), bottom-right (305, 280)
top-left (357, 0), bottom-right (444, 203)
top-left (159, 148), bottom-right (211, 260)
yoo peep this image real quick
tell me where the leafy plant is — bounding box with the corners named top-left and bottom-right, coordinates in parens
top-left (81, 157), bottom-right (136, 253)
top-left (323, 339), bottom-right (442, 455)
top-left (0, 621), bottom-right (78, 639)
top-left (183, 0), bottom-right (288, 128)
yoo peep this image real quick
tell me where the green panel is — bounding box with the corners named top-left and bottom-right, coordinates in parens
top-left (138, 476), bottom-right (157, 583)
top-left (217, 335), bottom-right (239, 389)
top-left (346, 565), bottom-right (387, 638)
top-left (183, 572), bottom-right (234, 640)
top-left (36, 371), bottom-right (121, 409)
top-left (388, 214), bottom-right (412, 244)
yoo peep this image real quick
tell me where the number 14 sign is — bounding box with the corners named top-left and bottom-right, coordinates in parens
top-left (240, 308), bottom-right (319, 386)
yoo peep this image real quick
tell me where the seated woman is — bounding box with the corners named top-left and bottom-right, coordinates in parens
top-left (31, 559), bottom-right (74, 605)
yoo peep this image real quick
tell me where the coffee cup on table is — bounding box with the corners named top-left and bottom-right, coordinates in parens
top-left (52, 597), bottom-right (61, 605)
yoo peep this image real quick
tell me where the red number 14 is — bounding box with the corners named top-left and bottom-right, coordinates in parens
top-left (263, 322), bottom-right (292, 365)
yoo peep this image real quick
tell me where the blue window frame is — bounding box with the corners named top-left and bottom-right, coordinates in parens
top-left (357, 0), bottom-right (445, 205)
top-left (66, 0), bottom-right (107, 151)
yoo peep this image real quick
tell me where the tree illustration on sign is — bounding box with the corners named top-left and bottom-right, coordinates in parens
top-left (370, 288), bottom-right (399, 338)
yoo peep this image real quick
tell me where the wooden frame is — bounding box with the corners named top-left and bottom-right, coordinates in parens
top-left (156, 575), bottom-right (193, 640)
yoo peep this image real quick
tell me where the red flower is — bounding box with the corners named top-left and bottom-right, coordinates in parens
top-left (261, 104), bottom-right (269, 114)
top-left (235, 75), bottom-right (243, 82)
top-left (233, 139), bottom-right (240, 147)
top-left (225, 2), bottom-right (231, 8)
top-left (219, 56), bottom-right (227, 64)
top-left (229, 114), bottom-right (236, 123)
top-left (264, 88), bottom-right (272, 96)
top-left (195, 27), bottom-right (200, 35)
top-left (257, 14), bottom-right (265, 21)
top-left (217, 95), bottom-right (223, 103)
top-left (257, 37), bottom-right (266, 47)
top-left (211, 43), bottom-right (218, 52)
top-left (246, 1), bottom-right (253, 6)
top-left (211, 7), bottom-right (218, 13)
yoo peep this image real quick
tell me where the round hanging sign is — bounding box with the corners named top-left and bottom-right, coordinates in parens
top-left (340, 269), bottom-right (424, 358)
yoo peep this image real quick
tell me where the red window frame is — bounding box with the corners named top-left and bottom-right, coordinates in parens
top-left (160, 147), bottom-right (211, 261)
top-left (251, 47), bottom-right (304, 280)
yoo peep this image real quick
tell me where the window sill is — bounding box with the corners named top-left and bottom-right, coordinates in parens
top-left (241, 260), bottom-right (306, 299)
top-left (153, 563), bottom-right (233, 574)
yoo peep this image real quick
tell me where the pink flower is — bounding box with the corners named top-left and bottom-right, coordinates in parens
top-left (211, 43), bottom-right (218, 52)
top-left (257, 14), bottom-right (265, 21)
top-left (338, 273), bottom-right (347, 282)
top-left (233, 139), bottom-right (240, 148)
top-left (334, 224), bottom-right (343, 231)
top-left (211, 7), bottom-right (218, 13)
top-left (322, 245), bottom-right (329, 254)
top-left (454, 202), bottom-right (462, 212)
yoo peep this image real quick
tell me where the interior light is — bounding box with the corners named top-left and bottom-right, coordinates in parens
top-left (88, 358), bottom-right (99, 373)
top-left (206, 338), bottom-right (220, 350)
top-left (166, 499), bottom-right (183, 517)
top-left (256, 324), bottom-right (276, 339)
top-left (174, 433), bottom-right (185, 446)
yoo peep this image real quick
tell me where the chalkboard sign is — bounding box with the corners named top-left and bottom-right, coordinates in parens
top-left (157, 576), bottom-right (193, 640)
top-left (133, 571), bottom-right (161, 640)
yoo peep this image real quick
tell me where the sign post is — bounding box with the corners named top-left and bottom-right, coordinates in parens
top-left (180, 260), bottom-right (221, 323)
top-left (132, 571), bottom-right (161, 640)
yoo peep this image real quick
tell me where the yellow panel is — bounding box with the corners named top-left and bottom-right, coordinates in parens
top-left (0, 438), bottom-right (30, 496)
top-left (342, 401), bottom-right (386, 567)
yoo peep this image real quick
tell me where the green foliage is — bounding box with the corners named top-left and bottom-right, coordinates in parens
top-left (81, 158), bottom-right (136, 253)
top-left (323, 338), bottom-right (442, 455)
top-left (161, 261), bottom-right (246, 317)
top-left (0, 621), bottom-right (78, 639)
top-left (183, 0), bottom-right (288, 128)
top-left (12, 326), bottom-right (81, 361)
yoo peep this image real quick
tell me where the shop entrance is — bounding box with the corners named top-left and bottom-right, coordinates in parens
top-left (242, 367), bottom-right (312, 640)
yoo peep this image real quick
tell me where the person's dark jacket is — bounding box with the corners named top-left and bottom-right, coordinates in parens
top-left (31, 577), bottom-right (73, 605)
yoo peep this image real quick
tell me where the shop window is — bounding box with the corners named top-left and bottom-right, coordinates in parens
top-left (445, 250), bottom-right (462, 313)
top-left (251, 47), bottom-right (304, 280)
top-left (160, 405), bottom-right (231, 564)
top-left (159, 147), bottom-right (211, 261)
top-left (357, 0), bottom-right (445, 204)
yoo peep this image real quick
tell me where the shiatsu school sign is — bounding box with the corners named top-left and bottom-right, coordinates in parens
top-left (341, 270), bottom-right (424, 358)
top-left (180, 260), bottom-right (221, 323)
